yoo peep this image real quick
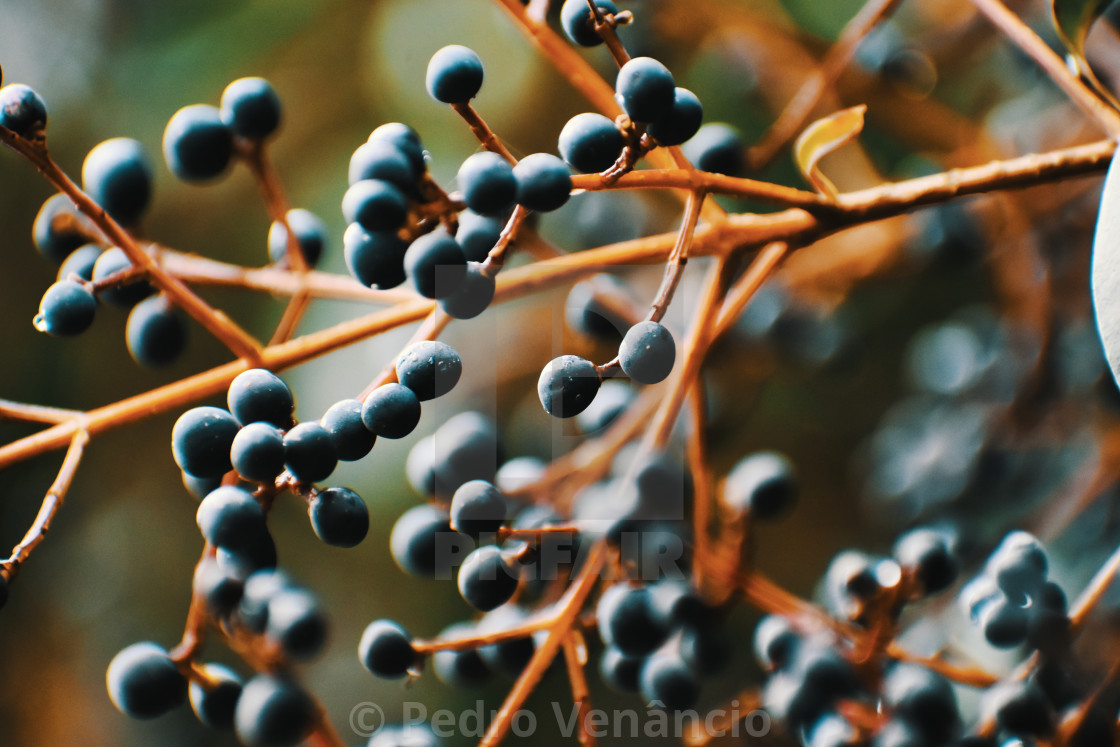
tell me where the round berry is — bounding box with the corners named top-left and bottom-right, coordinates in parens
top-left (477, 606), bottom-right (536, 677)
top-left (892, 527), bottom-right (958, 595)
top-left (106, 642), bottom-right (187, 720)
top-left (432, 623), bottom-right (491, 688)
top-left (233, 675), bottom-right (316, 747)
top-left (92, 246), bottom-right (155, 308)
top-left (565, 274), bottom-right (632, 341)
top-left (403, 231), bottom-right (468, 299)
top-left (349, 139), bottom-right (416, 190)
top-left (172, 406), bottom-right (241, 478)
top-left (33, 279), bottom-right (96, 336)
top-left (359, 619), bottom-right (417, 678)
top-left (193, 557), bottom-right (243, 616)
top-left (368, 122), bottom-right (426, 177)
top-left (189, 662), bottom-right (242, 730)
top-left (640, 650), bottom-right (699, 710)
top-left (538, 354), bottom-right (601, 418)
top-left (196, 485), bottom-right (267, 550)
top-left (217, 532), bottom-right (277, 579)
top-left (753, 614), bottom-right (799, 670)
top-left (723, 451), bottom-right (797, 519)
top-left (238, 569), bottom-right (291, 632)
top-left (343, 222), bottom-right (409, 290)
top-left (426, 45), bottom-right (484, 104)
top-left (558, 113), bottom-right (624, 173)
top-left (450, 479), bottom-right (507, 537)
top-left (320, 398), bottom-right (375, 461)
top-left (882, 663), bottom-right (960, 742)
top-left (647, 87), bottom-right (703, 146)
top-left (283, 422), bottom-right (337, 483)
top-left (430, 411), bottom-right (503, 496)
top-left (987, 531), bottom-right (1049, 598)
top-left (308, 486), bottom-right (369, 548)
top-left (980, 680), bottom-right (1054, 738)
top-left (682, 123), bottom-right (745, 177)
top-left (615, 56), bottom-right (676, 123)
top-left (980, 594), bottom-right (1029, 648)
top-left (361, 383), bottom-right (421, 439)
top-left (390, 504), bottom-right (468, 579)
top-left (457, 545), bottom-right (520, 611)
top-left (162, 104), bottom-right (233, 182)
top-left (183, 472), bottom-right (223, 502)
top-left (81, 137), bottom-right (153, 225)
top-left (57, 244), bottom-right (102, 282)
top-left (560, 0), bottom-right (619, 46)
top-left (396, 340), bottom-right (463, 400)
top-left (455, 209), bottom-right (504, 262)
top-left (268, 208), bottom-right (327, 268)
top-left (227, 369), bottom-right (293, 428)
top-left (0, 83), bottom-right (46, 138)
top-left (619, 321), bottom-right (676, 384)
top-left (265, 588), bottom-right (327, 660)
top-left (342, 178), bottom-right (409, 232)
top-left (513, 153), bottom-right (572, 212)
top-left (597, 583), bottom-right (669, 657)
top-left (220, 77), bottom-right (281, 140)
top-left (230, 422), bottom-right (286, 483)
top-left (439, 261), bottom-right (495, 320)
top-left (458, 151), bottom-right (516, 217)
top-left (33, 194), bottom-right (94, 263)
top-left (599, 645), bottom-right (642, 693)
top-left (125, 294), bottom-right (188, 367)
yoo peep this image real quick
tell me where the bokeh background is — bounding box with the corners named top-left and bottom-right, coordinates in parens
top-left (1, 0), bottom-right (1119, 744)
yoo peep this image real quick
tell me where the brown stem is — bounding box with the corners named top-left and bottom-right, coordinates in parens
top-left (561, 631), bottom-right (597, 747)
top-left (0, 400), bottom-right (82, 425)
top-left (586, 0), bottom-right (631, 67)
top-left (449, 103), bottom-right (518, 164)
top-left (648, 190), bottom-right (704, 322)
top-left (570, 169), bottom-right (830, 210)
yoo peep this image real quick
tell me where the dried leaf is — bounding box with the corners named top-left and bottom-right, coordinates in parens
top-left (1091, 147), bottom-right (1120, 385)
top-left (793, 105), bottom-right (867, 201)
top-left (1052, 0), bottom-right (1109, 61)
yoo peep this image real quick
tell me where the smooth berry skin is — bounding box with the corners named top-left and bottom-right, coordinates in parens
top-left (231, 422), bottom-right (286, 482)
top-left (619, 321), bottom-right (676, 384)
top-left (361, 383), bottom-right (421, 439)
top-left (558, 113), bottom-right (624, 173)
top-left (432, 623), bottom-right (491, 688)
top-left (477, 606), bottom-right (536, 677)
top-left (106, 642), bottom-right (188, 720)
top-left (987, 531), bottom-right (1049, 598)
top-left (753, 614), bottom-right (799, 670)
top-left (320, 399), bottom-right (375, 461)
top-left (647, 87), bottom-right (704, 146)
top-left (450, 479), bottom-right (506, 537)
top-left (513, 153), bottom-right (572, 212)
top-left (599, 645), bottom-right (642, 693)
top-left (426, 45), bottom-right (484, 104)
top-left (682, 123), bottom-right (745, 177)
top-left (189, 662), bottom-right (242, 730)
top-left (403, 231), bottom-right (468, 299)
top-left (162, 104), bottom-right (234, 182)
top-left (640, 651), bottom-right (699, 710)
top-left (92, 246), bottom-right (155, 308)
top-left (368, 122), bottom-right (426, 177)
top-left (615, 57), bottom-right (676, 123)
top-left (283, 422), bottom-right (337, 483)
top-left (980, 594), bottom-right (1029, 648)
top-left (227, 369), bottom-right (293, 429)
top-left (560, 0), bottom-right (619, 46)
top-left (893, 528), bottom-right (958, 595)
top-left (57, 244), bottom-right (102, 282)
top-left (458, 151), bottom-right (516, 217)
top-left (342, 178), bottom-right (409, 232)
top-left (396, 340), bottom-right (463, 400)
top-left (597, 583), bottom-right (670, 657)
top-left (724, 451), bottom-right (798, 519)
top-left (126, 294), bottom-right (188, 367)
top-left (197, 485), bottom-right (267, 550)
top-left (430, 411), bottom-right (504, 497)
top-left (34, 280), bottom-right (96, 337)
top-left (193, 557), bottom-right (243, 616)
top-left (359, 619), bottom-right (417, 679)
top-left (457, 545), bottom-right (520, 611)
top-left (172, 406), bottom-right (241, 478)
top-left (268, 208), bottom-right (327, 267)
top-left (33, 194), bottom-right (93, 263)
top-left (234, 675), bottom-right (316, 747)
top-left (455, 209), bottom-right (504, 262)
top-left (265, 589), bottom-right (327, 660)
top-left (220, 77), bottom-right (281, 140)
top-left (389, 504), bottom-right (468, 579)
top-left (217, 532), bottom-right (277, 579)
top-left (82, 137), bottom-right (153, 225)
top-left (882, 664), bottom-right (960, 742)
top-left (183, 472), bottom-right (222, 502)
top-left (538, 355), bottom-right (602, 418)
top-left (343, 222), bottom-right (409, 290)
top-left (238, 569), bottom-right (291, 632)
top-left (439, 261), bottom-right (495, 320)
top-left (308, 486), bottom-right (369, 548)
top-left (0, 83), bottom-right (46, 138)
top-left (981, 680), bottom-right (1055, 738)
top-left (349, 139), bottom-right (416, 191)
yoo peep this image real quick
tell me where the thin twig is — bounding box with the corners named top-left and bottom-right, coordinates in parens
top-left (449, 103), bottom-right (518, 164)
top-left (648, 190), bottom-right (704, 322)
top-left (0, 400), bottom-right (82, 425)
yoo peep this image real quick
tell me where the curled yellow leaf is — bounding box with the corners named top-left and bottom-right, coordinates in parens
top-left (793, 104), bottom-right (867, 201)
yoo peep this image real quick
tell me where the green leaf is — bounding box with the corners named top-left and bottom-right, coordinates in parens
top-left (1052, 0), bottom-right (1109, 60)
top-left (793, 105), bottom-right (867, 201)
top-left (1090, 148), bottom-right (1120, 386)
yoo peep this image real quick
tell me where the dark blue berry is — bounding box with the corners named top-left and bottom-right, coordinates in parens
top-left (106, 642), bottom-right (187, 720)
top-left (599, 645), bottom-right (643, 693)
top-left (172, 406), bottom-right (241, 478)
top-left (349, 139), bottom-right (416, 191)
top-left (342, 179), bottom-right (409, 232)
top-left (560, 0), bottom-right (619, 46)
top-left (882, 663), bottom-right (960, 742)
top-left (458, 151), bottom-right (517, 217)
top-left (647, 87), bottom-right (704, 146)
top-left (538, 354), bottom-right (601, 418)
top-left (125, 294), bottom-right (187, 367)
top-left (230, 422), bottom-right (286, 483)
top-left (432, 622), bottom-right (491, 688)
top-left (283, 422), bottom-right (337, 483)
top-left (368, 122), bottom-right (426, 177)
top-left (396, 340), bottom-right (463, 400)
top-left (308, 486), bottom-right (368, 548)
top-left (723, 450), bottom-right (797, 519)
top-left (753, 614), bottom-right (799, 670)
top-left (893, 527), bottom-right (958, 595)
top-left (678, 620), bottom-right (732, 676)
top-left (389, 504), bottom-right (468, 579)
top-left (682, 123), bottom-right (745, 176)
top-left (193, 557), bottom-right (243, 616)
top-left (450, 479), bottom-right (506, 537)
top-left (227, 369), bottom-right (293, 428)
top-left (495, 456), bottom-right (547, 493)
top-left (439, 261), bottom-right (494, 320)
top-left (565, 274), bottom-right (632, 341)
top-left (162, 104), bottom-right (233, 182)
top-left (980, 594), bottom-right (1029, 648)
top-left (196, 485), bottom-right (267, 550)
top-left (183, 472), bottom-right (223, 501)
top-left (220, 77), bottom-right (281, 140)
top-left (477, 606), bottom-right (535, 678)
top-left (615, 56), bottom-right (676, 123)
top-left (33, 194), bottom-right (93, 263)
top-left (640, 650), bottom-right (699, 710)
top-left (0, 83), bottom-right (46, 138)
top-left (266, 588), bottom-right (327, 660)
top-left (268, 209), bottom-right (327, 267)
top-left (92, 246), bottom-right (155, 307)
top-left (648, 578), bottom-right (707, 627)
top-left (33, 279), bottom-right (96, 336)
top-left (320, 399), bottom-right (375, 461)
top-left (558, 113), bottom-right (624, 173)
top-left (403, 231), bottom-right (468, 299)
top-left (237, 569), bottom-right (290, 632)
top-left (189, 662), bottom-right (242, 730)
top-left (1026, 581), bottom-right (1071, 653)
top-left (359, 619), bottom-right (417, 678)
top-left (426, 45), bottom-right (484, 104)
top-left (987, 531), bottom-right (1048, 598)
top-left (233, 675), bottom-right (315, 747)
top-left (361, 383), bottom-right (421, 439)
top-left (457, 545), bottom-right (520, 611)
top-left (216, 531), bottom-right (278, 579)
top-left (513, 153), bottom-right (571, 212)
top-left (455, 209), bottom-right (504, 262)
top-left (82, 137), bottom-right (153, 225)
top-left (619, 320), bottom-right (676, 384)
top-left (981, 680), bottom-right (1054, 737)
top-left (343, 222), bottom-right (409, 290)
top-left (430, 412), bottom-right (503, 496)
top-left (57, 244), bottom-right (102, 282)
top-left (597, 583), bottom-right (669, 656)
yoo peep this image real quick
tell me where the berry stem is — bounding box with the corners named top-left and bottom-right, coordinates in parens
top-left (0, 399), bottom-right (82, 425)
top-left (481, 206), bottom-right (530, 277)
top-left (449, 102), bottom-right (518, 164)
top-left (585, 0), bottom-right (631, 66)
top-left (570, 169), bottom-right (831, 210)
top-left (357, 308), bottom-right (452, 401)
top-left (560, 631), bottom-right (597, 747)
top-left (647, 189), bottom-right (704, 323)
top-left (1069, 541), bottom-right (1120, 632)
